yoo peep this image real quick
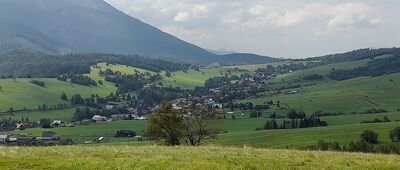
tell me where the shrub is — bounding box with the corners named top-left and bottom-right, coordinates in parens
top-left (360, 130), bottom-right (379, 144)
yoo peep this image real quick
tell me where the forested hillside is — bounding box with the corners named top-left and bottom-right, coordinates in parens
top-left (0, 50), bottom-right (188, 78)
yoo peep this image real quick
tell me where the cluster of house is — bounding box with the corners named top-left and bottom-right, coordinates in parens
top-left (170, 97), bottom-right (224, 113)
top-left (0, 131), bottom-right (59, 146)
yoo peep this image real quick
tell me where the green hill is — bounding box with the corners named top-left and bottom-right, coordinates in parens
top-left (0, 145), bottom-right (399, 169)
top-left (0, 78), bottom-right (115, 112)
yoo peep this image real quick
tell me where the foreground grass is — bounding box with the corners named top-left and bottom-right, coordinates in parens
top-left (0, 145), bottom-right (399, 169)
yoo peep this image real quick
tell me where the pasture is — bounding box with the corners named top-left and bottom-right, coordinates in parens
top-left (241, 73), bottom-right (400, 114)
top-left (0, 145), bottom-right (399, 169)
top-left (0, 78), bottom-right (115, 112)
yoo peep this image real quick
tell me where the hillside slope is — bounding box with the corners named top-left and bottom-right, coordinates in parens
top-left (0, 0), bottom-right (215, 63)
top-left (0, 146), bottom-right (399, 169)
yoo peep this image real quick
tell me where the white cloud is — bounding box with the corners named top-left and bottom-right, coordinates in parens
top-left (174, 12), bottom-right (191, 22)
top-left (104, 0), bottom-right (398, 58)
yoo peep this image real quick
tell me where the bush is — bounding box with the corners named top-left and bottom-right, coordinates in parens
top-left (360, 130), bottom-right (379, 144)
top-left (390, 127), bottom-right (400, 142)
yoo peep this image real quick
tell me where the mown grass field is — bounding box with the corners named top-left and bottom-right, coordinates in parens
top-left (0, 78), bottom-right (115, 112)
top-left (1, 145), bottom-right (400, 169)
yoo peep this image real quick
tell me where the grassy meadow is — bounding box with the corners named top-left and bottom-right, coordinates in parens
top-left (0, 78), bottom-right (115, 112)
top-left (241, 73), bottom-right (400, 114)
top-left (1, 145), bottom-right (400, 169)
top-left (161, 68), bottom-right (225, 89)
top-left (216, 121), bottom-right (400, 148)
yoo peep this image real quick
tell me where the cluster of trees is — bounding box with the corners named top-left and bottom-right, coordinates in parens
top-left (313, 48), bottom-right (400, 64)
top-left (259, 110), bottom-right (327, 130)
top-left (204, 76), bottom-right (238, 90)
top-left (145, 103), bottom-right (217, 146)
top-left (103, 70), bottom-right (162, 94)
top-left (39, 118), bottom-right (52, 128)
top-left (29, 80), bottom-right (45, 87)
top-left (37, 103), bottom-right (67, 111)
top-left (70, 75), bottom-right (97, 86)
top-left (135, 86), bottom-right (190, 108)
top-left (330, 53), bottom-right (400, 80)
top-left (73, 107), bottom-right (95, 121)
top-left (361, 116), bottom-right (391, 124)
top-left (0, 51), bottom-right (188, 78)
top-left (307, 129), bottom-right (400, 155)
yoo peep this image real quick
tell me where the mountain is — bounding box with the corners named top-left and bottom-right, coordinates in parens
top-left (0, 0), bottom-right (279, 65)
top-left (206, 48), bottom-right (236, 55)
top-left (0, 0), bottom-right (216, 63)
top-left (215, 53), bottom-right (280, 65)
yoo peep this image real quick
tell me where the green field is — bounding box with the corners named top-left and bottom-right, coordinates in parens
top-left (162, 68), bottom-right (225, 89)
top-left (0, 78), bottom-right (115, 112)
top-left (271, 55), bottom-right (391, 83)
top-left (1, 145), bottom-right (399, 169)
top-left (241, 73), bottom-right (400, 114)
top-left (216, 122), bottom-right (400, 148)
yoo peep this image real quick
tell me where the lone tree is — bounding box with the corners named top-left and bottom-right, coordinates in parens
top-left (145, 102), bottom-right (216, 146)
top-left (360, 130), bottom-right (379, 144)
top-left (390, 127), bottom-right (400, 142)
top-left (182, 115), bottom-right (217, 146)
top-left (145, 102), bottom-right (184, 146)
top-left (61, 92), bottom-right (68, 101)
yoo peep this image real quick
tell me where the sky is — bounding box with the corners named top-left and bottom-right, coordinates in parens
top-left (104, 0), bottom-right (400, 58)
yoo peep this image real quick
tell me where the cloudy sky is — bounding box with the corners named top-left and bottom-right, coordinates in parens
top-left (104, 0), bottom-right (400, 58)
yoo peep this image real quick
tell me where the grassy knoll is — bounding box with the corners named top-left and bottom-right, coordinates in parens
top-left (271, 54), bottom-right (391, 83)
top-left (241, 73), bottom-right (400, 114)
top-left (321, 112), bottom-right (400, 126)
top-left (1, 145), bottom-right (400, 169)
top-left (0, 78), bottom-right (115, 112)
top-left (216, 122), bottom-right (400, 148)
top-left (0, 108), bottom-right (76, 121)
top-left (161, 68), bottom-right (225, 89)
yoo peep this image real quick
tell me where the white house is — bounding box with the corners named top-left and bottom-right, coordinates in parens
top-left (92, 115), bottom-right (108, 122)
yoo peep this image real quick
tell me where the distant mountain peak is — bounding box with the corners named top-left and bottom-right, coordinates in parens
top-left (0, 0), bottom-right (277, 65)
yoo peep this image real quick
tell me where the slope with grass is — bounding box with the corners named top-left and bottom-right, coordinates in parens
top-left (241, 72), bottom-right (400, 114)
top-left (0, 145), bottom-right (399, 169)
top-left (270, 54), bottom-right (391, 84)
top-left (161, 68), bottom-right (225, 89)
top-left (0, 78), bottom-right (115, 112)
top-left (216, 121), bottom-right (400, 148)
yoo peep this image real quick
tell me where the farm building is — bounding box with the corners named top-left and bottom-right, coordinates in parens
top-left (0, 134), bottom-right (9, 143)
top-left (42, 131), bottom-right (56, 140)
top-left (92, 115), bottom-right (108, 122)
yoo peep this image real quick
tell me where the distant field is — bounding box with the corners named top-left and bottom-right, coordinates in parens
top-left (1, 145), bottom-right (400, 169)
top-left (271, 54), bottom-right (391, 83)
top-left (216, 121), bottom-right (400, 148)
top-left (0, 78), bottom-right (115, 112)
top-left (0, 108), bottom-right (76, 122)
top-left (162, 68), bottom-right (225, 89)
top-left (241, 73), bottom-right (400, 114)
